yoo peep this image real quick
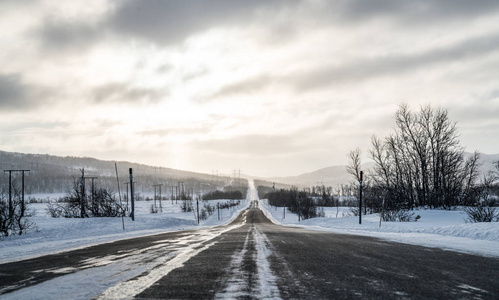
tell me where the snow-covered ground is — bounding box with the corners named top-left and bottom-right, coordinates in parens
top-left (0, 197), bottom-right (249, 264)
top-left (259, 199), bottom-right (499, 257)
top-left (2, 187), bottom-right (498, 265)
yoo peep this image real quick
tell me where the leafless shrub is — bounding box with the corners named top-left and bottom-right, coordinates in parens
top-left (382, 208), bottom-right (417, 222)
top-left (464, 205), bottom-right (498, 222)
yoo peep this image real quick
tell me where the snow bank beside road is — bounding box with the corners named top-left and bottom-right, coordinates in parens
top-left (0, 198), bottom-right (250, 264)
top-left (260, 199), bottom-right (499, 257)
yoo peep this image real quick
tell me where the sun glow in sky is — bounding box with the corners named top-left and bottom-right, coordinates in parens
top-left (1, 0), bottom-right (499, 177)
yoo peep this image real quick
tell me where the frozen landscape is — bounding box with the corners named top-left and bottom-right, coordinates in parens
top-left (0, 196), bottom-right (250, 264)
top-left (1, 182), bottom-right (498, 299)
top-left (260, 200), bottom-right (499, 258)
top-left (2, 185), bottom-right (498, 266)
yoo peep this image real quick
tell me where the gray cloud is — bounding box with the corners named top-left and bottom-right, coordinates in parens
top-left (287, 32), bottom-right (499, 92)
top-left (192, 134), bottom-right (301, 157)
top-left (92, 82), bottom-right (167, 104)
top-left (156, 64), bottom-right (173, 74)
top-left (452, 103), bottom-right (499, 126)
top-left (34, 18), bottom-right (102, 52)
top-left (108, 0), bottom-right (297, 45)
top-left (0, 74), bottom-right (50, 110)
top-left (182, 68), bottom-right (209, 82)
top-left (107, 1), bottom-right (499, 47)
top-left (27, 1), bottom-right (499, 55)
top-left (0, 74), bottom-right (27, 108)
top-left (208, 75), bottom-right (273, 100)
top-left (332, 0), bottom-right (499, 24)
top-left (203, 32), bottom-right (499, 97)
top-left (1, 120), bottom-right (69, 133)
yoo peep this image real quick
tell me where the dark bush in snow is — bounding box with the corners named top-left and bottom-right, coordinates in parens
top-left (382, 208), bottom-right (417, 222)
top-left (47, 176), bottom-right (124, 218)
top-left (464, 205), bottom-right (498, 222)
top-left (203, 190), bottom-right (243, 200)
top-left (265, 187), bottom-right (318, 220)
top-left (1, 188), bottom-right (34, 237)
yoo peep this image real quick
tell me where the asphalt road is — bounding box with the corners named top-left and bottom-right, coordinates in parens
top-left (1, 201), bottom-right (498, 299)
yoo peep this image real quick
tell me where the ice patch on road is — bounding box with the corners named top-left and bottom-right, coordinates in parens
top-left (253, 226), bottom-right (281, 299)
top-left (2, 223), bottom-right (245, 300)
top-left (98, 223), bottom-right (244, 299)
top-left (216, 228), bottom-right (251, 299)
top-left (0, 197), bottom-right (251, 264)
top-left (216, 225), bottom-right (281, 300)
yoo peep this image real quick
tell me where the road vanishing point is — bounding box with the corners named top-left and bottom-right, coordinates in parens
top-left (1, 200), bottom-right (498, 299)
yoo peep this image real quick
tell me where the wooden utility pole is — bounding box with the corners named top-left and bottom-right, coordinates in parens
top-left (124, 181), bottom-right (135, 212)
top-left (159, 184), bottom-right (162, 211)
top-left (115, 163), bottom-right (125, 230)
top-left (79, 168), bottom-right (86, 218)
top-left (153, 184), bottom-right (163, 211)
top-left (83, 176), bottom-right (98, 213)
top-left (171, 185), bottom-right (174, 204)
top-left (3, 169), bottom-right (30, 219)
top-left (174, 185), bottom-right (178, 203)
top-left (124, 182), bottom-right (130, 211)
top-left (196, 196), bottom-right (200, 224)
top-left (178, 181), bottom-right (184, 199)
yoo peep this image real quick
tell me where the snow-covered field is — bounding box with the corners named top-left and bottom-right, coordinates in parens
top-left (2, 188), bottom-right (498, 265)
top-left (259, 200), bottom-right (499, 257)
top-left (0, 197), bottom-right (249, 264)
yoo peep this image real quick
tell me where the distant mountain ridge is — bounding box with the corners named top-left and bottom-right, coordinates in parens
top-left (0, 150), bottom-right (231, 195)
top-left (266, 153), bottom-right (499, 188)
top-left (2, 150), bottom-right (497, 192)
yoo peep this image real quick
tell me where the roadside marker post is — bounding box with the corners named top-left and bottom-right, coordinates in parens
top-left (196, 197), bottom-right (200, 224)
top-left (298, 195), bottom-right (301, 222)
top-left (129, 168), bottom-right (135, 221)
top-left (359, 171), bottom-right (363, 225)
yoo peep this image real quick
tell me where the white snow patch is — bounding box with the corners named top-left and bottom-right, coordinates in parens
top-left (216, 225), bottom-right (281, 300)
top-left (260, 200), bottom-right (499, 257)
top-left (0, 197), bottom-right (250, 264)
top-left (456, 284), bottom-right (488, 293)
top-left (253, 226), bottom-right (281, 299)
top-left (3, 223), bottom-right (245, 300)
top-left (216, 228), bottom-right (251, 299)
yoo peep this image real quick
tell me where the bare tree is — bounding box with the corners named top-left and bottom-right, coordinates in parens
top-left (0, 184), bottom-right (34, 237)
top-left (369, 104), bottom-right (481, 209)
top-left (346, 148), bottom-right (362, 182)
top-left (47, 176), bottom-right (123, 218)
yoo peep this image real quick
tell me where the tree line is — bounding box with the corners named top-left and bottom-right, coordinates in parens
top-left (260, 187), bottom-right (318, 220)
top-left (202, 190), bottom-right (244, 200)
top-left (348, 104), bottom-right (498, 221)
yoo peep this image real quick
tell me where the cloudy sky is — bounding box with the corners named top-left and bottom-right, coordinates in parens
top-left (1, 0), bottom-right (498, 177)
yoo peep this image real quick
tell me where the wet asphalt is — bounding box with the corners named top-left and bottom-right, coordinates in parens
top-left (1, 203), bottom-right (498, 299)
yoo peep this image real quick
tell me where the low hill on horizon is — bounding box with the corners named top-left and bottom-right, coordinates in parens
top-left (265, 153), bottom-right (499, 188)
top-left (0, 150), bottom-right (236, 196)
